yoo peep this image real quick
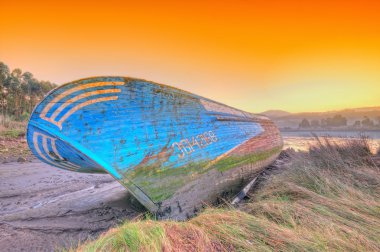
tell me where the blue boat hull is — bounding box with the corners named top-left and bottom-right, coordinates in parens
top-left (27, 77), bottom-right (282, 219)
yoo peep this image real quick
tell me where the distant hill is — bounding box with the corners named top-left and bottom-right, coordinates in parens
top-left (260, 106), bottom-right (380, 129)
top-left (260, 110), bottom-right (292, 118)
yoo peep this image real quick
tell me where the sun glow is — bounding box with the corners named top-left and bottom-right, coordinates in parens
top-left (1, 0), bottom-right (379, 113)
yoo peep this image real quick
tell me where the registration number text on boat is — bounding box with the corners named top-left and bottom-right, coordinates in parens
top-left (172, 131), bottom-right (218, 158)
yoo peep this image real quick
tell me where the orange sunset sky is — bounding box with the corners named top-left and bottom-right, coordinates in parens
top-left (1, 0), bottom-right (379, 113)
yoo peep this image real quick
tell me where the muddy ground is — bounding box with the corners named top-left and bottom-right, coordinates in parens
top-left (0, 136), bottom-right (287, 252)
top-left (0, 136), bottom-right (33, 163)
top-left (0, 160), bottom-right (144, 252)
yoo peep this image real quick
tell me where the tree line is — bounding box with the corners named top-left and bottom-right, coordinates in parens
top-left (299, 114), bottom-right (380, 129)
top-left (0, 61), bottom-right (57, 123)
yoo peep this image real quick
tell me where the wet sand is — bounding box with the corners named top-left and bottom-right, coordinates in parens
top-left (0, 160), bottom-right (143, 252)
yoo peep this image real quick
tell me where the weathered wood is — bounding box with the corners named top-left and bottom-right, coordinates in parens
top-left (231, 176), bottom-right (258, 205)
top-left (27, 76), bottom-right (283, 219)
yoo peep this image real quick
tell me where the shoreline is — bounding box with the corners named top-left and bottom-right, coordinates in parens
top-left (280, 129), bottom-right (380, 133)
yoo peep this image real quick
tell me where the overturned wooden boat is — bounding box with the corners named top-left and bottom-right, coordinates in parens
top-left (27, 77), bottom-right (283, 219)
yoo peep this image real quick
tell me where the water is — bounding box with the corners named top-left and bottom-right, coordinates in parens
top-left (281, 130), bottom-right (380, 139)
top-left (281, 130), bottom-right (380, 153)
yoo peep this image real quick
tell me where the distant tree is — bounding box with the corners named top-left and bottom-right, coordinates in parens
top-left (353, 120), bottom-right (361, 128)
top-left (0, 62), bottom-right (9, 90)
top-left (0, 62), bottom-right (10, 124)
top-left (0, 61), bottom-right (57, 122)
top-left (21, 71), bottom-right (36, 113)
top-left (310, 119), bottom-right (320, 128)
top-left (299, 118), bottom-right (311, 128)
top-left (324, 114), bottom-right (347, 127)
top-left (362, 116), bottom-right (374, 128)
top-left (333, 114), bottom-right (347, 127)
top-left (9, 68), bottom-right (23, 119)
top-left (321, 118), bottom-right (327, 128)
top-left (376, 116), bottom-right (380, 127)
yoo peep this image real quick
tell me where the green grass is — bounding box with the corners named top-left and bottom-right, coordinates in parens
top-left (82, 221), bottom-right (165, 252)
top-left (0, 118), bottom-right (27, 138)
top-left (0, 128), bottom-right (25, 138)
top-left (75, 137), bottom-right (380, 251)
top-left (0, 120), bottom-right (30, 161)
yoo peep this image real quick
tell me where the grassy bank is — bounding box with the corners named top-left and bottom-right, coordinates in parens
top-left (74, 137), bottom-right (380, 251)
top-left (0, 120), bottom-right (32, 162)
top-left (0, 119), bottom-right (26, 138)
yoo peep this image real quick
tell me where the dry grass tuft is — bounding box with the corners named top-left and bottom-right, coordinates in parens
top-left (75, 136), bottom-right (380, 252)
top-left (0, 118), bottom-right (26, 138)
top-left (0, 119), bottom-right (30, 162)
